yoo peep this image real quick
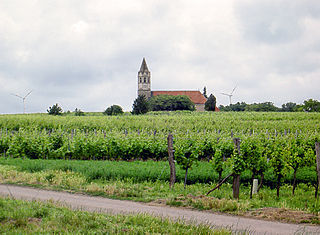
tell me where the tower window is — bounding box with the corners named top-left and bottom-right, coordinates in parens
top-left (140, 78), bottom-right (142, 83)
top-left (144, 78), bottom-right (146, 83)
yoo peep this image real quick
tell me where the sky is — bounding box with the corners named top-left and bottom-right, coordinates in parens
top-left (0, 0), bottom-right (319, 113)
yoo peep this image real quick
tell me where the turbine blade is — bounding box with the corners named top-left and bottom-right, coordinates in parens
top-left (221, 93), bottom-right (230, 96)
top-left (24, 90), bottom-right (33, 99)
top-left (11, 93), bottom-right (23, 99)
top-left (231, 86), bottom-right (237, 95)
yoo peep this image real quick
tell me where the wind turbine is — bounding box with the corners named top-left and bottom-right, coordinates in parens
top-left (221, 86), bottom-right (237, 105)
top-left (11, 90), bottom-right (33, 114)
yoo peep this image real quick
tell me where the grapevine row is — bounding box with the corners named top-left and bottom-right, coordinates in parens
top-left (1, 112), bottom-right (319, 133)
top-left (1, 128), bottom-right (319, 191)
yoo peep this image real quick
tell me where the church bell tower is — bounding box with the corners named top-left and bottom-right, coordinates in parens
top-left (138, 58), bottom-right (151, 99)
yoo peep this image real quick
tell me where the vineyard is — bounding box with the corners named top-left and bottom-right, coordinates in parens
top-left (0, 112), bottom-right (320, 199)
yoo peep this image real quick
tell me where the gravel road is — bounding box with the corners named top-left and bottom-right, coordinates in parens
top-left (0, 184), bottom-right (319, 235)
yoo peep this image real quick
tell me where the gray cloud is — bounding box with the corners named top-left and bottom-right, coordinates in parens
top-left (0, 0), bottom-right (319, 113)
top-left (235, 0), bottom-right (320, 44)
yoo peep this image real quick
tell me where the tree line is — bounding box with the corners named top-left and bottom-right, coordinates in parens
top-left (132, 94), bottom-right (217, 115)
top-left (219, 99), bottom-right (320, 112)
top-left (47, 104), bottom-right (124, 116)
top-left (46, 97), bottom-right (319, 116)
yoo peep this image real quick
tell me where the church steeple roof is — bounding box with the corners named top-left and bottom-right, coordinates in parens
top-left (139, 58), bottom-right (149, 72)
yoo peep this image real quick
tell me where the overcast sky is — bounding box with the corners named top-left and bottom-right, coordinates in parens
top-left (1, 0), bottom-right (319, 113)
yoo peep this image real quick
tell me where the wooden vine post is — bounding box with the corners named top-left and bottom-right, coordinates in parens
top-left (316, 142), bottom-right (320, 197)
top-left (167, 133), bottom-right (176, 189)
top-left (233, 138), bottom-right (241, 199)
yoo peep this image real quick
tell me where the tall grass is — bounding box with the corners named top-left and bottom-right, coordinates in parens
top-left (0, 158), bottom-right (317, 186)
top-left (0, 197), bottom-right (230, 234)
top-left (1, 161), bottom-right (320, 217)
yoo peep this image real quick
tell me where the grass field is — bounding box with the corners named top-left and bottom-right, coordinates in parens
top-left (0, 158), bottom-right (320, 224)
top-left (0, 197), bottom-right (230, 234)
top-left (0, 157), bottom-right (317, 187)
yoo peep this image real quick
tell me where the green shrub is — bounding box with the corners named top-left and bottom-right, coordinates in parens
top-left (47, 104), bottom-right (63, 116)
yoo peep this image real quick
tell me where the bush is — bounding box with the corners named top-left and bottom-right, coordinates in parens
top-left (47, 104), bottom-right (63, 116)
top-left (74, 108), bottom-right (85, 116)
top-left (149, 95), bottom-right (195, 111)
top-left (104, 105), bottom-right (124, 116)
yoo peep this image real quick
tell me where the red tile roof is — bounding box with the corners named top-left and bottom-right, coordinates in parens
top-left (152, 90), bottom-right (207, 104)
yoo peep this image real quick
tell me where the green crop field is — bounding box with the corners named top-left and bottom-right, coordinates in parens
top-left (0, 112), bottom-right (319, 191)
top-left (0, 112), bottom-right (320, 223)
top-left (1, 111), bottom-right (319, 132)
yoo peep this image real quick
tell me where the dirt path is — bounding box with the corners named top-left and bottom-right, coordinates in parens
top-left (0, 184), bottom-right (319, 235)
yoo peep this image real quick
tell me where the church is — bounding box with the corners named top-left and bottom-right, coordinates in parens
top-left (137, 58), bottom-right (210, 111)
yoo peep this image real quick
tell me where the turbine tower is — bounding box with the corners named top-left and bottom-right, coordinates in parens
top-left (221, 86), bottom-right (237, 105)
top-left (11, 90), bottom-right (33, 114)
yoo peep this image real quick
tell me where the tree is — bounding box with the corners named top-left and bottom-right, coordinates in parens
top-left (104, 105), bottom-right (124, 116)
top-left (231, 102), bottom-right (247, 111)
top-left (149, 95), bottom-right (195, 111)
top-left (132, 95), bottom-right (149, 115)
top-left (303, 99), bottom-right (320, 112)
top-left (281, 102), bottom-right (297, 112)
top-left (245, 102), bottom-right (279, 112)
top-left (47, 103), bottom-right (63, 115)
top-left (74, 108), bottom-right (85, 116)
top-left (204, 94), bottom-right (216, 111)
top-left (203, 86), bottom-right (208, 98)
top-left (219, 102), bottom-right (247, 112)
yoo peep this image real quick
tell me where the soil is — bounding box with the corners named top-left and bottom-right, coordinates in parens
top-left (241, 207), bottom-right (320, 224)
